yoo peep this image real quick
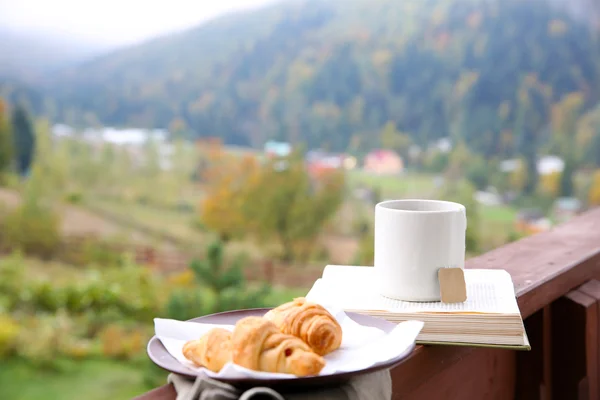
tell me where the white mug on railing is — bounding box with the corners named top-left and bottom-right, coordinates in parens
top-left (374, 199), bottom-right (467, 302)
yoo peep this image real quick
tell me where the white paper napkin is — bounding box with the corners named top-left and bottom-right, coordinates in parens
top-left (154, 307), bottom-right (424, 380)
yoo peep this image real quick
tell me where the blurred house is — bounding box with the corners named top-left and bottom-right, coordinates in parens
top-left (499, 155), bottom-right (564, 175)
top-left (553, 197), bottom-right (583, 224)
top-left (264, 141), bottom-right (292, 158)
top-left (52, 123), bottom-right (75, 137)
top-left (432, 137), bottom-right (453, 153)
top-left (515, 209), bottom-right (552, 235)
top-left (475, 190), bottom-right (502, 206)
top-left (51, 124), bottom-right (174, 169)
top-left (363, 149), bottom-right (403, 175)
top-left (538, 155), bottom-right (565, 175)
top-left (305, 150), bottom-right (357, 177)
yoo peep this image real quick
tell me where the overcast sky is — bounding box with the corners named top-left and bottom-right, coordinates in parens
top-left (0, 0), bottom-right (278, 46)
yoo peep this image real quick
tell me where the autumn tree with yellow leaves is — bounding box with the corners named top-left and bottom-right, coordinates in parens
top-left (199, 144), bottom-right (259, 242)
top-left (588, 170), bottom-right (600, 207)
top-left (200, 149), bottom-right (345, 262)
top-left (243, 153), bottom-right (345, 262)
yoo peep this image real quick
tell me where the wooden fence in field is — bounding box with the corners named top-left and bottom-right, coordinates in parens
top-left (56, 235), bottom-right (323, 288)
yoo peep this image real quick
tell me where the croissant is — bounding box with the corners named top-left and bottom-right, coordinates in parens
top-left (182, 327), bottom-right (232, 372)
top-left (264, 297), bottom-right (342, 356)
top-left (231, 316), bottom-right (325, 377)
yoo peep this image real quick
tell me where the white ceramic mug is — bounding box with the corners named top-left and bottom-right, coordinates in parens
top-left (374, 199), bottom-right (467, 302)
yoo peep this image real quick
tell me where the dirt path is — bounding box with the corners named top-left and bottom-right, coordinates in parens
top-left (0, 189), bottom-right (20, 208)
top-left (0, 188), bottom-right (153, 245)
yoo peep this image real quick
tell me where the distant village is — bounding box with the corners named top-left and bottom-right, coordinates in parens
top-left (52, 124), bottom-right (583, 234)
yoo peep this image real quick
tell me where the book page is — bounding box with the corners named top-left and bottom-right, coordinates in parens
top-left (308, 266), bottom-right (520, 315)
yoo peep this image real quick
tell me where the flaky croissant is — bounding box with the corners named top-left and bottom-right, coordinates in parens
top-left (264, 297), bottom-right (342, 356)
top-left (231, 316), bottom-right (325, 377)
top-left (182, 327), bottom-right (232, 372)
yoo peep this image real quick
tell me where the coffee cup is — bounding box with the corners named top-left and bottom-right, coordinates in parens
top-left (374, 199), bottom-right (467, 301)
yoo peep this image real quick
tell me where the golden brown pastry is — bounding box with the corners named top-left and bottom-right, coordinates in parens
top-left (264, 297), bottom-right (342, 356)
top-left (182, 328), bottom-right (232, 372)
top-left (231, 316), bottom-right (325, 377)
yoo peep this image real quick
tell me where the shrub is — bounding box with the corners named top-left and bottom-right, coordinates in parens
top-left (15, 312), bottom-right (84, 370)
top-left (60, 236), bottom-right (129, 268)
top-left (64, 191), bottom-right (84, 204)
top-left (0, 314), bottom-right (20, 358)
top-left (0, 252), bottom-right (26, 308)
top-left (0, 173), bottom-right (21, 190)
top-left (3, 265), bottom-right (161, 322)
top-left (164, 291), bottom-right (206, 321)
top-left (165, 240), bottom-right (272, 319)
top-left (1, 202), bottom-right (61, 258)
top-left (506, 230), bottom-right (526, 243)
top-left (99, 324), bottom-right (147, 360)
top-left (353, 232), bottom-right (374, 266)
top-left (64, 341), bottom-right (93, 360)
top-left (81, 239), bottom-right (127, 267)
top-left (166, 270), bottom-right (195, 288)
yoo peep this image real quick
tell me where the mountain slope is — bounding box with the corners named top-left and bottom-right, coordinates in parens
top-left (0, 28), bottom-right (112, 80)
top-left (38, 0), bottom-right (600, 155)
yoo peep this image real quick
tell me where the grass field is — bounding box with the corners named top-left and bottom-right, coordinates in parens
top-left (348, 170), bottom-right (439, 199)
top-left (476, 204), bottom-right (518, 252)
top-left (0, 359), bottom-right (149, 400)
top-left (87, 197), bottom-right (202, 245)
top-left (479, 204), bottom-right (518, 223)
top-left (84, 197), bottom-right (266, 259)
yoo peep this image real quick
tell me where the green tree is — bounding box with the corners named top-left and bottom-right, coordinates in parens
top-left (588, 170), bottom-right (600, 206)
top-left (29, 119), bottom-right (69, 200)
top-left (353, 231), bottom-right (374, 266)
top-left (514, 86), bottom-right (541, 196)
top-left (242, 153), bottom-right (345, 262)
top-left (165, 240), bottom-right (271, 320)
top-left (424, 150), bottom-right (450, 173)
top-left (465, 155), bottom-right (490, 190)
top-left (1, 159), bottom-right (61, 258)
top-left (380, 121), bottom-right (412, 160)
top-left (551, 93), bottom-right (584, 197)
top-left (559, 161), bottom-right (575, 197)
top-left (0, 100), bottom-right (13, 179)
top-left (589, 133), bottom-right (600, 168)
top-left (445, 141), bottom-right (472, 181)
top-left (11, 104), bottom-right (36, 175)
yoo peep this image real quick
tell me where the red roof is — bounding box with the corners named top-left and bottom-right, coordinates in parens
top-left (367, 149), bottom-right (399, 161)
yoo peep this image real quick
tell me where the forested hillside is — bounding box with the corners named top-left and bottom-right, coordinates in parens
top-left (0, 29), bottom-right (110, 80)
top-left (22, 0), bottom-right (600, 156)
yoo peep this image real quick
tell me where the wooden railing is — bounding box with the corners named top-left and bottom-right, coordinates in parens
top-left (134, 206), bottom-right (600, 400)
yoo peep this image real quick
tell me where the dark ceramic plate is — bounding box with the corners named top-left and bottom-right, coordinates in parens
top-left (147, 308), bottom-right (415, 391)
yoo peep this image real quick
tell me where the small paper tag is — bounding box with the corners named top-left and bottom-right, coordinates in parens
top-left (438, 268), bottom-right (467, 303)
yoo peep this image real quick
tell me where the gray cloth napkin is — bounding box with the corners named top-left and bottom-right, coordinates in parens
top-left (168, 370), bottom-right (392, 400)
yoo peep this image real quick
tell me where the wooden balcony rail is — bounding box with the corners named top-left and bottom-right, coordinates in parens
top-left (135, 207), bottom-right (600, 400)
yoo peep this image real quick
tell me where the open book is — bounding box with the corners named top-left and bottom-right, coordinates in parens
top-left (305, 266), bottom-right (529, 349)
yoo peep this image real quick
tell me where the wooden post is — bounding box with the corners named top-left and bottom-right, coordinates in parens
top-left (392, 348), bottom-right (515, 400)
top-left (551, 288), bottom-right (598, 400)
top-left (578, 280), bottom-right (600, 400)
top-left (264, 260), bottom-right (274, 284)
top-left (543, 305), bottom-right (552, 400)
top-left (515, 309), bottom-right (544, 399)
